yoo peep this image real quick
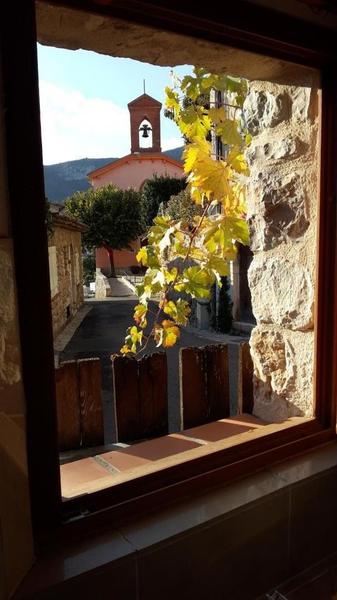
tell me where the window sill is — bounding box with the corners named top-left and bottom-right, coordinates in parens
top-left (60, 415), bottom-right (313, 500)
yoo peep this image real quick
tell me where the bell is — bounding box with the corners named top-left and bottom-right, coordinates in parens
top-left (140, 123), bottom-right (151, 138)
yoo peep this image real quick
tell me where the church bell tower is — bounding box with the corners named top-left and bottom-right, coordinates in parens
top-left (127, 93), bottom-right (162, 154)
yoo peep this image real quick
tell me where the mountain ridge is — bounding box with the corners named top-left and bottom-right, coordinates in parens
top-left (44, 146), bottom-right (184, 203)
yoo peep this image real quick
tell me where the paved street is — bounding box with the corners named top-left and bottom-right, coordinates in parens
top-left (60, 298), bottom-right (248, 442)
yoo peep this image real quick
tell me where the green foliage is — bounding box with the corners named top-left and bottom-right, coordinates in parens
top-left (83, 253), bottom-right (96, 287)
top-left (141, 175), bottom-right (187, 227)
top-left (165, 189), bottom-right (202, 222)
top-left (215, 276), bottom-right (233, 333)
top-left (122, 67), bottom-right (250, 355)
top-left (64, 185), bottom-right (146, 252)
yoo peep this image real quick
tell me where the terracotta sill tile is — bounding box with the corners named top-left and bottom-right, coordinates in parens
top-left (182, 414), bottom-right (266, 443)
top-left (98, 450), bottom-right (151, 471)
top-left (101, 434), bottom-right (202, 467)
top-left (60, 415), bottom-right (268, 498)
top-left (60, 457), bottom-right (115, 490)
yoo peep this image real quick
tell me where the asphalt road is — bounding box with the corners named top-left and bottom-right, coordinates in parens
top-left (60, 299), bottom-right (246, 442)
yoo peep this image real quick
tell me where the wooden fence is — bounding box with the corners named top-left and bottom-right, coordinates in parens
top-left (55, 342), bottom-right (253, 450)
top-left (180, 345), bottom-right (230, 429)
top-left (112, 352), bottom-right (168, 443)
top-left (55, 357), bottom-right (104, 451)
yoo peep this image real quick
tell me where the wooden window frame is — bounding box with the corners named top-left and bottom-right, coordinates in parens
top-left (2, 0), bottom-right (337, 549)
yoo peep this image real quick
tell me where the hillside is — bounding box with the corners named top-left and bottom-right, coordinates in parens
top-left (44, 147), bottom-right (184, 203)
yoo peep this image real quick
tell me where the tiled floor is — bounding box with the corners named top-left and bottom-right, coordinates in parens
top-left (60, 414), bottom-right (268, 498)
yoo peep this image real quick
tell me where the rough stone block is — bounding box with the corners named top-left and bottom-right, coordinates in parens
top-left (248, 172), bottom-right (309, 251)
top-left (250, 326), bottom-right (314, 421)
top-left (244, 90), bottom-right (291, 135)
top-left (248, 255), bottom-right (314, 331)
top-left (247, 135), bottom-right (304, 162)
top-left (291, 87), bottom-right (313, 122)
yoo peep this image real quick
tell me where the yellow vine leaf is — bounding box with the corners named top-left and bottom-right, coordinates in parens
top-left (133, 303), bottom-right (148, 329)
top-left (163, 298), bottom-right (191, 325)
top-left (216, 119), bottom-right (243, 146)
top-left (154, 319), bottom-right (180, 348)
top-left (191, 159), bottom-right (232, 202)
top-left (188, 247), bottom-right (205, 262)
top-left (136, 268), bottom-right (166, 302)
top-left (136, 246), bottom-right (160, 269)
top-left (221, 183), bottom-right (247, 216)
top-left (148, 216), bottom-right (173, 248)
top-left (227, 148), bottom-right (250, 176)
top-left (121, 326), bottom-right (143, 354)
top-left (205, 217), bottom-right (249, 256)
top-left (225, 76), bottom-right (248, 103)
top-left (136, 246), bottom-right (148, 266)
top-left (208, 106), bottom-right (227, 123)
top-left (174, 241), bottom-right (189, 256)
top-left (183, 139), bottom-right (212, 174)
top-left (120, 345), bottom-right (132, 355)
top-left (165, 87), bottom-right (180, 115)
top-left (122, 67), bottom-right (251, 354)
top-left (180, 76), bottom-right (200, 100)
top-left (222, 216), bottom-right (250, 246)
top-left (179, 106), bottom-right (212, 139)
top-left (206, 255), bottom-right (230, 277)
top-left (164, 267), bottom-right (178, 283)
top-left (188, 187), bottom-right (204, 205)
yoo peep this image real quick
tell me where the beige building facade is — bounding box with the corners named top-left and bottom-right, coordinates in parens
top-left (48, 207), bottom-right (85, 337)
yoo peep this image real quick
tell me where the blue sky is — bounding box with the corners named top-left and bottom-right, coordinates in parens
top-left (37, 44), bottom-right (193, 165)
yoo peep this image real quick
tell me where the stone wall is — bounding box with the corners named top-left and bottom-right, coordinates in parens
top-left (0, 63), bottom-right (34, 599)
top-left (48, 220), bottom-right (84, 337)
top-left (245, 81), bottom-right (320, 421)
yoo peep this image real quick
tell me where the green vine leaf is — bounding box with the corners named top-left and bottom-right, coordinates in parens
top-left (174, 266), bottom-right (215, 299)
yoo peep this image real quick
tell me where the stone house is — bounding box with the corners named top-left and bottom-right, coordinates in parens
top-left (48, 204), bottom-right (85, 336)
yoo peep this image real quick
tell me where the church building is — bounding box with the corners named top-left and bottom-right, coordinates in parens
top-left (88, 92), bottom-right (184, 275)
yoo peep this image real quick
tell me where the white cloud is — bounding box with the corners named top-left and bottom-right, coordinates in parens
top-left (39, 81), bottom-right (131, 164)
top-left (38, 81), bottom-right (184, 165)
top-left (162, 136), bottom-right (184, 151)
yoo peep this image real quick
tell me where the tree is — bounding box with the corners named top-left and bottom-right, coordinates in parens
top-left (83, 253), bottom-right (96, 287)
top-left (141, 174), bottom-right (187, 227)
top-left (164, 189), bottom-right (202, 222)
top-left (65, 185), bottom-right (146, 276)
top-left (122, 68), bottom-right (250, 354)
top-left (212, 276), bottom-right (233, 333)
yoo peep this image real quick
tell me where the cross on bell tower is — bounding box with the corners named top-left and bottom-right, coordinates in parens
top-left (128, 92), bottom-right (162, 154)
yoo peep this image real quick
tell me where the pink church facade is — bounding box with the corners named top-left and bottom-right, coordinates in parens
top-left (89, 153), bottom-right (184, 192)
top-left (88, 93), bottom-right (184, 274)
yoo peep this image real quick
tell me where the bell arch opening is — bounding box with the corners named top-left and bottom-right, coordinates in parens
top-left (138, 118), bottom-right (153, 149)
